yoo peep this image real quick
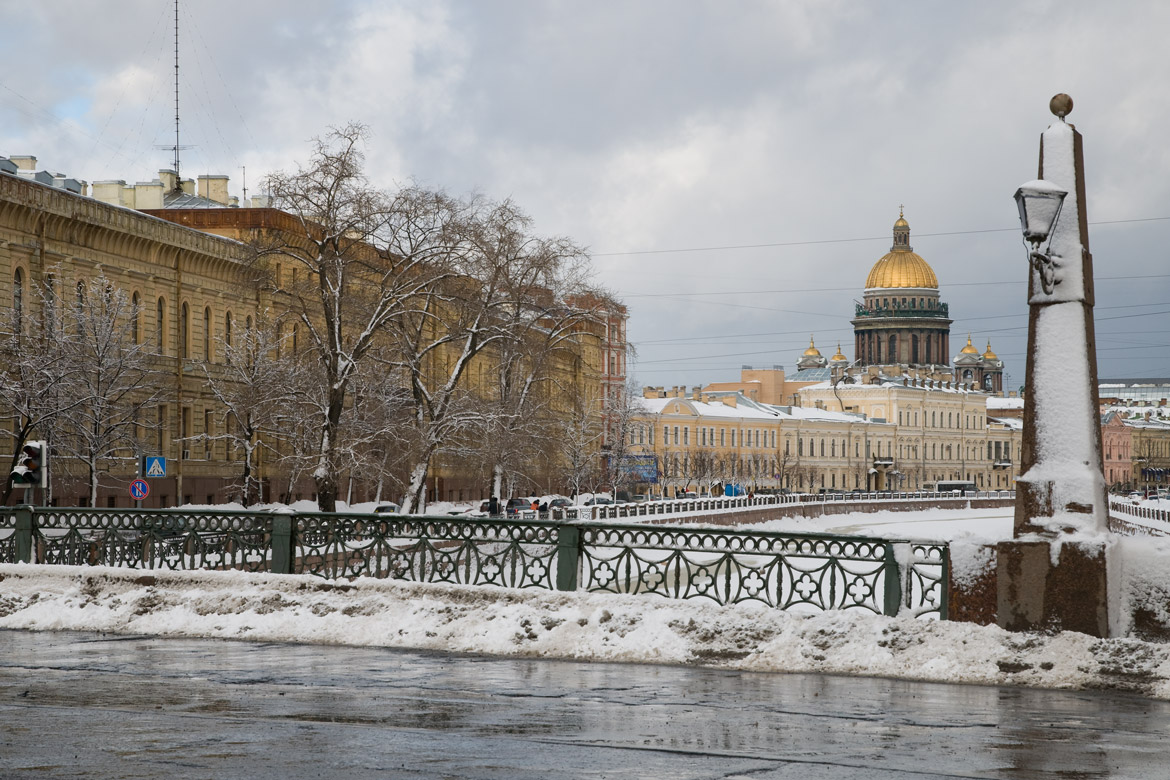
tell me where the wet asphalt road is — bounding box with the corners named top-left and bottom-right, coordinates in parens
top-left (2, 629), bottom-right (1168, 779)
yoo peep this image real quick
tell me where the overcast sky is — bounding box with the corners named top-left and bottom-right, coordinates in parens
top-left (2, 0), bottom-right (1168, 388)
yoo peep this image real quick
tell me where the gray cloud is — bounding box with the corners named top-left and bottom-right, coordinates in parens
top-left (0, 0), bottom-right (1167, 386)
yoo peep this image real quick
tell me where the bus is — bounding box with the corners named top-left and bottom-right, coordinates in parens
top-left (934, 480), bottom-right (978, 495)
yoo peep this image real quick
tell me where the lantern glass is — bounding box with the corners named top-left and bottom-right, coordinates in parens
top-left (1014, 179), bottom-right (1067, 245)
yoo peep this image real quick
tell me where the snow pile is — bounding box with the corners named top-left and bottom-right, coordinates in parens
top-left (5, 564), bottom-right (1170, 698)
top-left (1116, 536), bottom-right (1170, 640)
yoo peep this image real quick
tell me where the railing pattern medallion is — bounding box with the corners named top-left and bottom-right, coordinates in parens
top-left (295, 514), bottom-right (559, 589)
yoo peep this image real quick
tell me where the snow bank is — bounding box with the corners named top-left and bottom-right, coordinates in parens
top-left (5, 564), bottom-right (1170, 698)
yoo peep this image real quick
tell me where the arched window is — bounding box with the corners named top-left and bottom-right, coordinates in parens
top-left (180, 303), bottom-right (190, 359)
top-left (888, 334), bottom-right (897, 363)
top-left (225, 311), bottom-right (233, 348)
top-left (245, 315), bottom-right (253, 332)
top-left (203, 306), bottom-right (212, 361)
top-left (157, 298), bottom-right (167, 352)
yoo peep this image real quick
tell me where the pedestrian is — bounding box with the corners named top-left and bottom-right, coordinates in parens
top-left (530, 498), bottom-right (539, 512)
top-left (488, 495), bottom-right (499, 517)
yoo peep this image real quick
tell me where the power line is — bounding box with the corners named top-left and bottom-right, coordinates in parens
top-left (595, 216), bottom-right (1170, 258)
top-left (624, 273), bottom-right (1170, 299)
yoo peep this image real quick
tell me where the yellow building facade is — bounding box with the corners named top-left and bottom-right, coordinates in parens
top-left (1, 163), bottom-right (618, 506)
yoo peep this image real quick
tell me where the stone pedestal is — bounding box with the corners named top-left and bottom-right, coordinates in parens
top-left (996, 539), bottom-right (1109, 637)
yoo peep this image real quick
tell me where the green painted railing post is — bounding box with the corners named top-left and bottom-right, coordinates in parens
top-left (882, 543), bottom-right (902, 617)
top-left (270, 515), bottom-right (294, 574)
top-left (556, 523), bottom-right (580, 591)
top-left (14, 506), bottom-right (33, 564)
top-left (939, 546), bottom-right (950, 621)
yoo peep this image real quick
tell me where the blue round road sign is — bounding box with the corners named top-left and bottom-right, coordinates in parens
top-left (129, 479), bottom-right (150, 500)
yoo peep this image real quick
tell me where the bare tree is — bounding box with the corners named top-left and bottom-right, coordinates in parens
top-left (55, 277), bottom-right (165, 506)
top-left (200, 315), bottom-right (304, 506)
top-left (551, 383), bottom-right (606, 501)
top-left (0, 280), bottom-right (83, 504)
top-left (477, 235), bottom-right (599, 499)
top-left (392, 198), bottom-right (596, 513)
top-left (597, 380), bottom-right (645, 499)
top-left (258, 124), bottom-right (460, 511)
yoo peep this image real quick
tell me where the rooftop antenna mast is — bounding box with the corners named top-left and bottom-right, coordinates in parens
top-left (156, 0), bottom-right (191, 191)
top-left (173, 0), bottom-right (180, 180)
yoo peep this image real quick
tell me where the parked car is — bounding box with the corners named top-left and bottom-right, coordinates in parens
top-left (505, 497), bottom-right (534, 516)
top-left (583, 497), bottom-right (612, 506)
top-left (373, 502), bottom-right (400, 515)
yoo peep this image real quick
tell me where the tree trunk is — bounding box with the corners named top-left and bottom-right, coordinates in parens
top-left (491, 463), bottom-right (504, 502)
top-left (402, 460), bottom-right (430, 514)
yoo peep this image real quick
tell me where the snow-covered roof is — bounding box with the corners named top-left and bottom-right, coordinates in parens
top-left (639, 394), bottom-right (867, 425)
top-left (987, 397), bottom-right (1024, 410)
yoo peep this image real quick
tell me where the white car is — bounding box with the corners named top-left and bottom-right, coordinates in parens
top-left (373, 503), bottom-right (400, 515)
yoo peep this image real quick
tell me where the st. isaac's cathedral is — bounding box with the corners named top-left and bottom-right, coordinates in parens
top-left (799, 211), bottom-right (1004, 394)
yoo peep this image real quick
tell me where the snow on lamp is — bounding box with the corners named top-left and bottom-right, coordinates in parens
top-left (1014, 179), bottom-right (1067, 294)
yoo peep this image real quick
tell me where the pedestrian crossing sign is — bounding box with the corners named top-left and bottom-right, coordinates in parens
top-left (144, 456), bottom-right (166, 478)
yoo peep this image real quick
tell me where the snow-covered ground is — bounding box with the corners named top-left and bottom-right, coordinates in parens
top-left (741, 505), bottom-right (1014, 543)
top-left (7, 504), bottom-right (1170, 698)
top-left (4, 563), bottom-right (1170, 698)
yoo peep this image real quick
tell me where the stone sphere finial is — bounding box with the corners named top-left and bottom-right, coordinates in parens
top-left (1050, 93), bottom-right (1073, 119)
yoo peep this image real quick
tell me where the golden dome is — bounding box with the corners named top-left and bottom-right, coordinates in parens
top-left (803, 335), bottom-right (822, 357)
top-left (864, 212), bottom-right (939, 290)
top-left (831, 343), bottom-right (847, 362)
top-left (982, 341), bottom-right (998, 360)
top-left (960, 335), bottom-right (979, 355)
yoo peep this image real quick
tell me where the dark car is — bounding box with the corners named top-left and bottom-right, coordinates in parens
top-left (505, 497), bottom-right (533, 516)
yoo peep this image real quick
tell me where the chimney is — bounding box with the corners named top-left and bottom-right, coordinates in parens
top-left (158, 169), bottom-right (178, 192)
top-left (198, 174), bottom-right (230, 205)
top-left (9, 155), bottom-right (37, 171)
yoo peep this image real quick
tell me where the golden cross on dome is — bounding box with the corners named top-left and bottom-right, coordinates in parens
top-left (899, 204), bottom-right (904, 217)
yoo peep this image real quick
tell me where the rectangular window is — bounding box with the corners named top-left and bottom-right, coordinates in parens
top-left (683, 428), bottom-right (689, 446)
top-left (720, 429), bottom-right (726, 447)
top-left (673, 426), bottom-right (679, 446)
top-left (731, 430), bottom-right (736, 447)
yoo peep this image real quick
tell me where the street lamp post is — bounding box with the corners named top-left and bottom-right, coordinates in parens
top-left (997, 94), bottom-right (1112, 637)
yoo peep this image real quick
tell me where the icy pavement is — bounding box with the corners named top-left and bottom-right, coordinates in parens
top-left (4, 563), bottom-right (1170, 699)
top-left (3, 628), bottom-right (1169, 779)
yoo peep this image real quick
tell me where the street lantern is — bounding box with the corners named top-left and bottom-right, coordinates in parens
top-left (1015, 180), bottom-right (1071, 295)
top-left (1014, 179), bottom-right (1067, 244)
top-left (1014, 179), bottom-right (1068, 294)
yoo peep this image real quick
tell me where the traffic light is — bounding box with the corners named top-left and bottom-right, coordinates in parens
top-left (10, 440), bottom-right (47, 489)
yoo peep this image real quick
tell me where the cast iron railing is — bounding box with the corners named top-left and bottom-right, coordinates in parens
top-left (574, 490), bottom-right (1014, 522)
top-left (0, 506), bottom-right (948, 618)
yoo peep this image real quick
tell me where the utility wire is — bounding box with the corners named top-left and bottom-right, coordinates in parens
top-left (595, 216), bottom-right (1170, 258)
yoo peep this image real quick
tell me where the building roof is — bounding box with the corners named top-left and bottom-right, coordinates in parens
top-left (639, 394), bottom-right (865, 424)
